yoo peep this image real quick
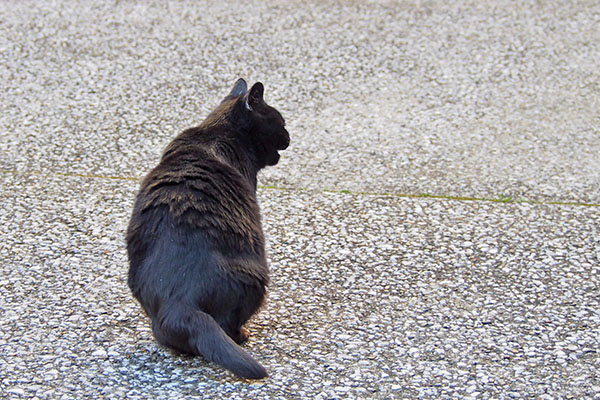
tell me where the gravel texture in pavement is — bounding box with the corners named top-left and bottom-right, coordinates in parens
top-left (0, 1), bottom-right (599, 399)
top-left (1, 0), bottom-right (599, 203)
top-left (0, 174), bottom-right (598, 399)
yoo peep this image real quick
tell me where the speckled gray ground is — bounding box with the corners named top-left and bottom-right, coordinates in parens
top-left (0, 1), bottom-right (599, 399)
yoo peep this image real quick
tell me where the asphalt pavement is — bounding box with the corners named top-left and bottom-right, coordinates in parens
top-left (0, 1), bottom-right (599, 399)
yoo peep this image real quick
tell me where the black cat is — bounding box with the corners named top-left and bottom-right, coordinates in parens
top-left (126, 79), bottom-right (289, 379)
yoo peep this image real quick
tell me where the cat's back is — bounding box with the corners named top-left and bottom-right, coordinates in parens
top-left (126, 135), bottom-right (267, 298)
top-left (132, 134), bottom-right (261, 241)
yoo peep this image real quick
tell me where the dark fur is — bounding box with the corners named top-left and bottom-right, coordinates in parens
top-left (126, 79), bottom-right (289, 379)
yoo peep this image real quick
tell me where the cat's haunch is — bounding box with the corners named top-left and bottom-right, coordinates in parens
top-left (126, 78), bottom-right (289, 379)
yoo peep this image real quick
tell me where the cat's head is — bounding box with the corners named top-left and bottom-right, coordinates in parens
top-left (225, 79), bottom-right (290, 166)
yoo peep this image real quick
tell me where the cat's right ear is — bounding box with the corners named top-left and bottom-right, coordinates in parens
top-left (244, 82), bottom-right (264, 111)
top-left (226, 78), bottom-right (248, 99)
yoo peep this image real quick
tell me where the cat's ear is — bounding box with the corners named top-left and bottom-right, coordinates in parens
top-left (244, 82), bottom-right (264, 111)
top-left (227, 78), bottom-right (248, 98)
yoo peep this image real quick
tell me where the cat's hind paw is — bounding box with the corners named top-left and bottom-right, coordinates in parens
top-left (236, 327), bottom-right (251, 344)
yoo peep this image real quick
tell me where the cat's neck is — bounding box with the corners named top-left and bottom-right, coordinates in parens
top-left (162, 124), bottom-right (262, 191)
top-left (213, 133), bottom-right (261, 190)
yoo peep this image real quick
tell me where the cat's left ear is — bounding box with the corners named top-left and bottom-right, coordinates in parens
top-left (227, 78), bottom-right (248, 98)
top-left (244, 82), bottom-right (264, 111)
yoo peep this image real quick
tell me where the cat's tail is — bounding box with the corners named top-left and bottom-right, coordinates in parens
top-left (153, 305), bottom-right (267, 380)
